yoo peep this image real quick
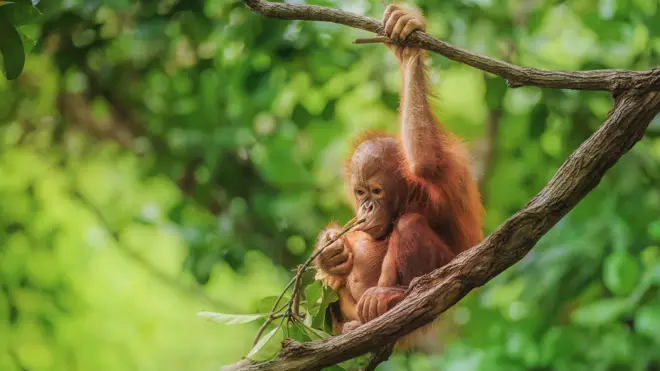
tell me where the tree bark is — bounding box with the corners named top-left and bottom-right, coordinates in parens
top-left (243, 0), bottom-right (660, 92)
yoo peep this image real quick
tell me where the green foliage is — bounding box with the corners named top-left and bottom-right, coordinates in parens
top-left (0, 0), bottom-right (658, 370)
top-left (603, 252), bottom-right (641, 296)
top-left (0, 0), bottom-right (40, 79)
top-left (570, 298), bottom-right (631, 327)
top-left (198, 312), bottom-right (269, 325)
top-left (204, 272), bottom-right (339, 363)
top-left (248, 325), bottom-right (282, 361)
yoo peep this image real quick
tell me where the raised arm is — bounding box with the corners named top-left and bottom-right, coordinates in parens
top-left (384, 5), bottom-right (452, 182)
top-left (384, 5), bottom-right (484, 254)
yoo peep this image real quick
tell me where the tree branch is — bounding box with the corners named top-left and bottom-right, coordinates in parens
top-left (243, 0), bottom-right (660, 92)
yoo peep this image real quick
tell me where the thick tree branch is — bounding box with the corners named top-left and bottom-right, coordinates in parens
top-left (243, 0), bottom-right (660, 92)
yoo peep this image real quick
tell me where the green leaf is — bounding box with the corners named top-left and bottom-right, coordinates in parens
top-left (0, 1), bottom-right (41, 26)
top-left (287, 321), bottom-right (312, 342)
top-left (322, 285), bottom-right (338, 304)
top-left (297, 320), bottom-right (331, 340)
top-left (311, 306), bottom-right (327, 330)
top-left (247, 325), bottom-right (283, 361)
top-left (634, 305), bottom-right (660, 343)
top-left (312, 285), bottom-right (339, 330)
top-left (300, 267), bottom-right (316, 289)
top-left (256, 295), bottom-right (290, 314)
top-left (303, 312), bottom-right (313, 327)
top-left (570, 298), bottom-right (630, 327)
top-left (0, 15), bottom-right (25, 80)
top-left (304, 281), bottom-right (323, 315)
top-left (603, 251), bottom-right (641, 296)
top-left (197, 311), bottom-right (268, 325)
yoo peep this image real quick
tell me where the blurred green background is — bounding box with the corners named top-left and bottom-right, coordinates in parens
top-left (1, 0), bottom-right (660, 370)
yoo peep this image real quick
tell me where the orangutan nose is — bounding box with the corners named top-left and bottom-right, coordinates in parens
top-left (360, 200), bottom-right (375, 218)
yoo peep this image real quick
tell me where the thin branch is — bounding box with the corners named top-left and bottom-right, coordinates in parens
top-left (252, 275), bottom-right (297, 347)
top-left (251, 218), bottom-right (364, 346)
top-left (291, 265), bottom-right (304, 319)
top-left (243, 0), bottom-right (660, 92)
top-left (286, 217), bottom-right (361, 315)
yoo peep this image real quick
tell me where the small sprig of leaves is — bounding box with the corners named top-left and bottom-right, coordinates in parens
top-left (0, 0), bottom-right (41, 79)
top-left (198, 218), bottom-right (364, 363)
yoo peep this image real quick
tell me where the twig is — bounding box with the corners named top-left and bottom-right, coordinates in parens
top-left (252, 217), bottom-right (364, 347)
top-left (252, 313), bottom-right (287, 349)
top-left (253, 276), bottom-right (297, 347)
top-left (287, 217), bottom-right (363, 317)
top-left (291, 265), bottom-right (304, 319)
top-left (243, 0), bottom-right (660, 92)
top-left (305, 217), bottom-right (361, 266)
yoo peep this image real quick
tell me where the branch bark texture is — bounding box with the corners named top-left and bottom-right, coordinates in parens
top-left (244, 0), bottom-right (660, 92)
top-left (226, 1), bottom-right (660, 370)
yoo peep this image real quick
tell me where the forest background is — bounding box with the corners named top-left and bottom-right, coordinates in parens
top-left (1, 0), bottom-right (660, 370)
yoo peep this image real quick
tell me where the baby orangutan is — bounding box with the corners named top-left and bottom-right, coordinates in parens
top-left (314, 5), bottom-right (484, 337)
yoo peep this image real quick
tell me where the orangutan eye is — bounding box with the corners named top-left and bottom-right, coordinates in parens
top-left (371, 188), bottom-right (382, 195)
top-left (355, 189), bottom-right (365, 196)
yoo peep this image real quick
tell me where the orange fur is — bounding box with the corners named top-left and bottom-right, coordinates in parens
top-left (314, 4), bottom-right (484, 351)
